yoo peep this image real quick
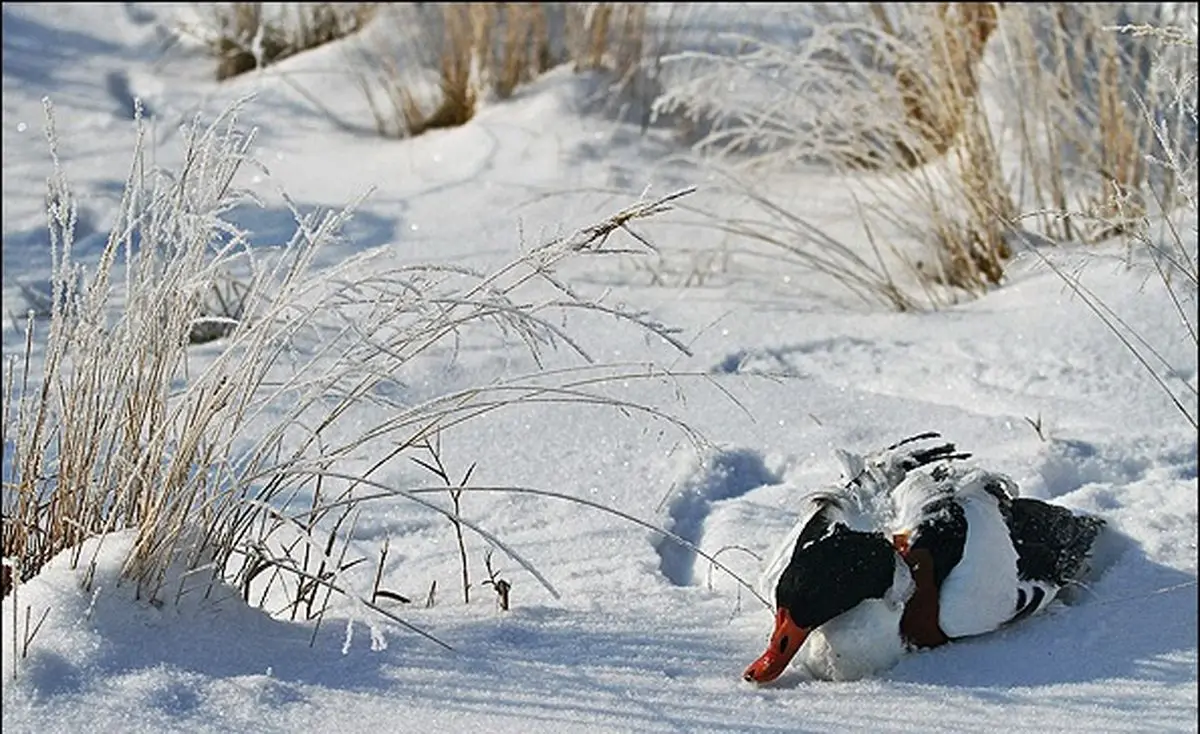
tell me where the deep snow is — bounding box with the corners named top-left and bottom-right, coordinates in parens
top-left (2, 4), bottom-right (1197, 733)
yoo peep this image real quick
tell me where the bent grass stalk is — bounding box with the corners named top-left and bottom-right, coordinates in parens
top-left (278, 471), bottom-right (773, 611)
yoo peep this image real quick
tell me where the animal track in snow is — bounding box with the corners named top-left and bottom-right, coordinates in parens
top-left (656, 447), bottom-right (780, 586)
top-left (711, 337), bottom-right (883, 378)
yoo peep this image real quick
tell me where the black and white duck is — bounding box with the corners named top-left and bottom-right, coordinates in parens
top-left (743, 433), bottom-right (1107, 683)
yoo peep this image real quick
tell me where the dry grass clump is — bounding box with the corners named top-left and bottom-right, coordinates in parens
top-left (993, 5), bottom-right (1163, 242)
top-left (566, 3), bottom-right (646, 81)
top-left (2, 98), bottom-right (716, 658)
top-left (868, 3), bottom-right (1194, 288)
top-left (489, 3), bottom-right (557, 100)
top-left (2, 99), bottom-right (266, 599)
top-left (398, 4), bottom-right (494, 137)
top-left (862, 3), bottom-right (1015, 292)
top-left (651, 3), bottom-right (1016, 302)
top-left (357, 3), bottom-right (648, 138)
top-left (652, 3), bottom-right (1192, 306)
top-left (862, 3), bottom-right (1000, 170)
top-left (180, 3), bottom-right (378, 81)
top-left (357, 3), bottom-right (532, 138)
top-left (1017, 18), bottom-right (1197, 430)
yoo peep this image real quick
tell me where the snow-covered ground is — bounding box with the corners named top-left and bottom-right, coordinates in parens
top-left (2, 4), bottom-right (1196, 733)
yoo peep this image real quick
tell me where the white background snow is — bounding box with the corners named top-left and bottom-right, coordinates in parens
top-left (1, 3), bottom-right (1196, 733)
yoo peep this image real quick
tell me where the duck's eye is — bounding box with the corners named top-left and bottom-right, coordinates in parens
top-left (778, 635), bottom-right (789, 653)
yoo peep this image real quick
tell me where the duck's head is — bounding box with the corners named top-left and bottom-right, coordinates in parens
top-left (743, 524), bottom-right (900, 684)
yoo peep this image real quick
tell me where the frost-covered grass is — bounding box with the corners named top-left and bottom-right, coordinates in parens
top-left (650, 3), bottom-right (1198, 306)
top-left (3, 99), bottom-right (276, 601)
top-left (1012, 17), bottom-right (1198, 431)
top-left (1, 90), bottom-right (726, 635)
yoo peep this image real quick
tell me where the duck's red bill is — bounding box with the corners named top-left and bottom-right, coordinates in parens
top-left (743, 608), bottom-right (809, 684)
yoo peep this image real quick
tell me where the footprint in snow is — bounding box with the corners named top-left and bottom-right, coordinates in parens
top-left (656, 447), bottom-right (780, 587)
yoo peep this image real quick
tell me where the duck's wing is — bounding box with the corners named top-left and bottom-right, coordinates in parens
top-left (892, 469), bottom-right (966, 588)
top-left (894, 467), bottom-right (1023, 639)
top-left (919, 469), bottom-right (1023, 638)
top-left (998, 497), bottom-right (1106, 623)
top-left (1008, 498), bottom-right (1106, 585)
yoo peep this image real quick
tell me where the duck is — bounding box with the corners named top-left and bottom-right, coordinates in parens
top-left (743, 433), bottom-right (1107, 684)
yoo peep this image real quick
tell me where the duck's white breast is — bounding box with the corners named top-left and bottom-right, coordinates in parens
top-left (800, 600), bottom-right (906, 681)
top-left (798, 554), bottom-right (914, 681)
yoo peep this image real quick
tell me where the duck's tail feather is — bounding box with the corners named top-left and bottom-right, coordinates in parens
top-left (855, 433), bottom-right (973, 494)
top-left (885, 432), bottom-right (972, 462)
top-left (887, 432), bottom-right (945, 450)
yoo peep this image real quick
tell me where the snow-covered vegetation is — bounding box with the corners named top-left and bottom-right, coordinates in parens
top-left (2, 3), bottom-right (1196, 733)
